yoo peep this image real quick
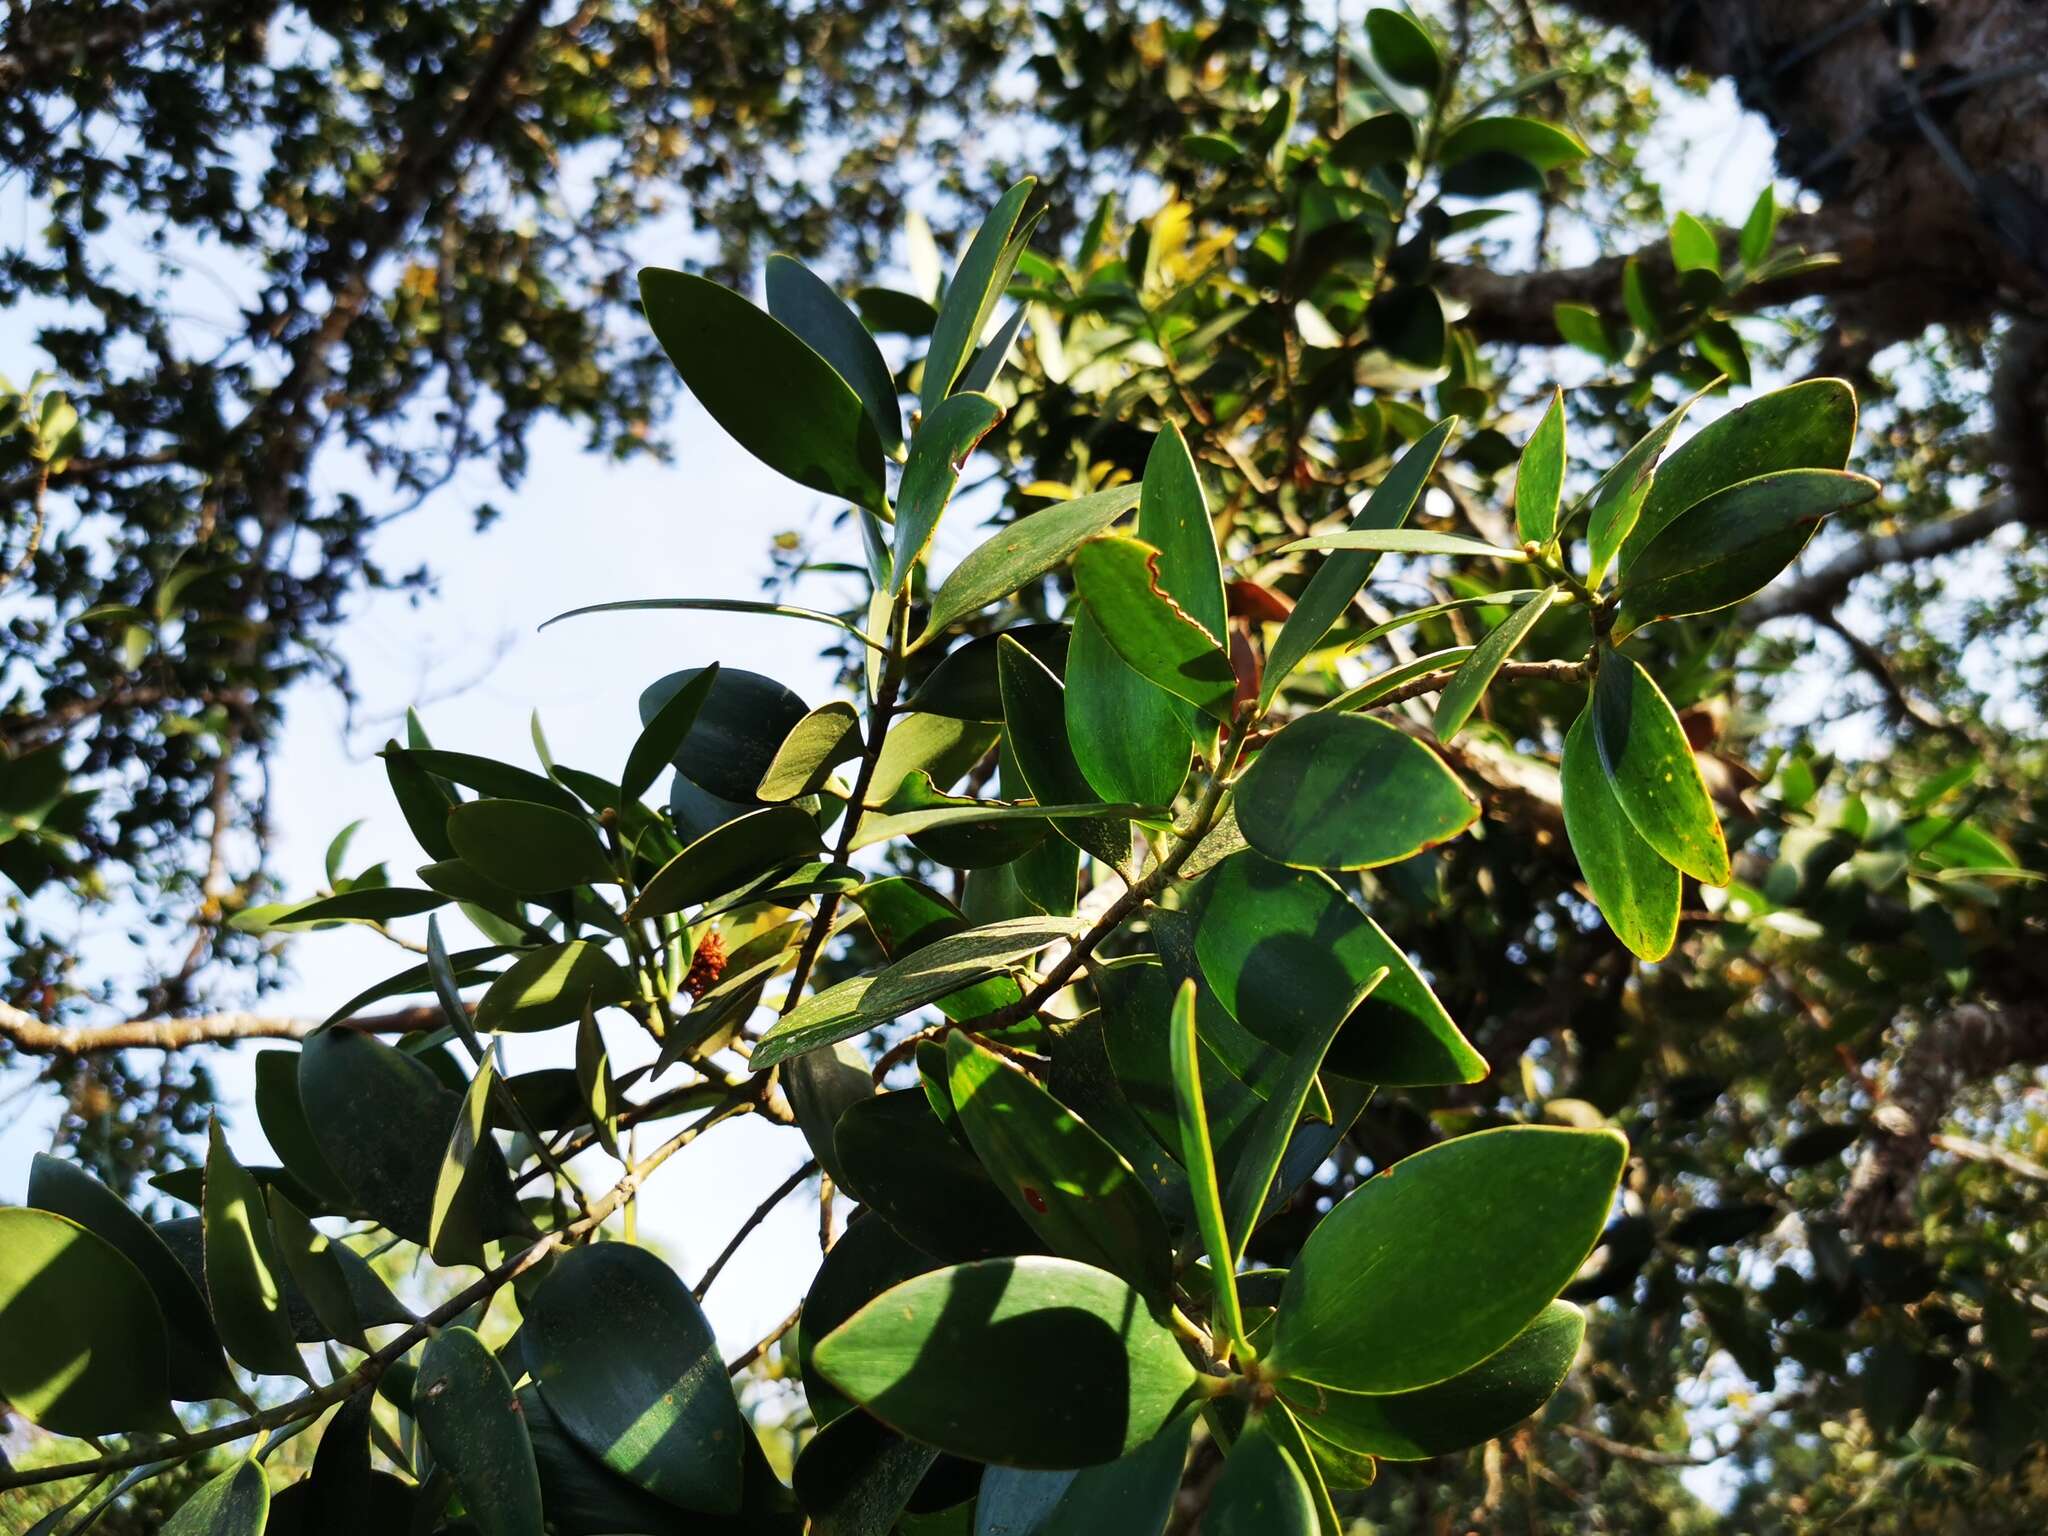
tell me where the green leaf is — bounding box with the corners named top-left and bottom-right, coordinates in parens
top-left (758, 701), bottom-right (863, 800)
top-left (1072, 536), bottom-right (1237, 721)
top-left (232, 886), bottom-right (449, 932)
top-left (1261, 420), bottom-right (1455, 708)
top-left (27, 1153), bottom-right (237, 1403)
top-left (1616, 468), bottom-right (1877, 635)
top-left (908, 624), bottom-right (1070, 722)
top-left (444, 800), bottom-right (612, 896)
top-left (253, 1051), bottom-right (357, 1212)
top-left (801, 1215), bottom-right (939, 1430)
top-left (641, 266), bottom-right (886, 510)
top-left (998, 637), bottom-right (1129, 867)
top-left (973, 1420), bottom-right (1189, 1536)
top-left (1235, 712), bottom-right (1478, 871)
top-left (299, 1028), bottom-right (520, 1245)
top-left (1739, 185), bottom-right (1779, 270)
top-left (792, 1407), bottom-right (939, 1536)
top-left (1280, 1301), bottom-right (1584, 1460)
top-left (264, 1188), bottom-right (367, 1351)
top-left (869, 712), bottom-right (1001, 805)
top-left (1669, 211), bottom-right (1719, 274)
top-left (1578, 383), bottom-right (1711, 586)
top-left (203, 1118), bottom-right (309, 1380)
top-left (832, 1091), bottom-right (1042, 1261)
top-left (527, 1243), bottom-right (747, 1515)
top-left (414, 1326), bottom-right (544, 1536)
top-left (380, 747), bottom-right (582, 813)
top-left (523, 1386), bottom-right (744, 1536)
top-left (1266, 1125), bottom-right (1625, 1393)
top-left (851, 875), bottom-right (1028, 1021)
top-left (853, 774), bottom-right (1148, 864)
top-left (427, 1054), bottom-right (502, 1267)
top-left (946, 1032), bottom-right (1175, 1298)
top-left (812, 1254), bottom-right (1207, 1467)
top-left (1170, 977), bottom-right (1250, 1356)
top-left (752, 976), bottom-right (884, 1070)
top-left (1283, 527), bottom-right (1523, 561)
top-left (1432, 586), bottom-right (1559, 741)
top-left (1560, 706), bottom-right (1680, 960)
top-left (1591, 648), bottom-right (1729, 885)
top-left (767, 253), bottom-right (904, 456)
top-left (542, 596), bottom-right (879, 647)
top-left (1205, 1411), bottom-right (1315, 1536)
top-left (1364, 7), bottom-right (1442, 93)
top-left (923, 179), bottom-right (1037, 418)
top-left (641, 666), bottom-right (811, 806)
top-left (1513, 389), bottom-right (1566, 548)
top-left (163, 1459), bottom-right (269, 1536)
top-left (1193, 854), bottom-right (1484, 1085)
top-left (575, 1003), bottom-right (619, 1159)
top-left (1220, 968), bottom-right (1387, 1267)
top-left (1552, 302), bottom-right (1619, 362)
top-left (1619, 378), bottom-right (1859, 569)
top-left (864, 914), bottom-right (1088, 1018)
top-left (1064, 605), bottom-right (1190, 808)
top-left (1440, 116), bottom-right (1587, 172)
top-left (894, 392), bottom-right (1005, 589)
top-left (619, 660), bottom-right (719, 805)
top-left (475, 939), bottom-right (635, 1033)
top-left (630, 805), bottom-right (824, 918)
top-left (920, 486), bottom-right (1141, 644)
top-left (1331, 111), bottom-right (1416, 171)
top-left (1138, 423), bottom-right (1228, 663)
top-left (0, 1207), bottom-right (178, 1435)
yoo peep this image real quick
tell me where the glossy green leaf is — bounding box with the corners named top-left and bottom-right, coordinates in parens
top-left (1282, 527), bottom-right (1521, 560)
top-left (1364, 7), bottom-right (1442, 93)
top-left (265, 1189), bottom-right (366, 1351)
top-left (233, 885), bottom-right (449, 932)
top-left (922, 179), bottom-right (1036, 417)
top-left (163, 1459), bottom-right (269, 1536)
top-left (1560, 706), bottom-right (1680, 960)
top-left (1220, 967), bottom-right (1386, 1267)
top-left (1072, 537), bottom-right (1236, 722)
top-left (630, 805), bottom-right (824, 918)
top-left (1440, 116), bottom-right (1587, 172)
top-left (751, 974), bottom-right (883, 1070)
top-left (1513, 389), bottom-right (1565, 547)
top-left (575, 1002), bottom-right (619, 1159)
top-left (1235, 713), bottom-right (1478, 871)
top-left (1739, 185), bottom-right (1779, 270)
top-left (641, 266), bottom-right (886, 509)
top-left (1261, 419), bottom-right (1455, 708)
top-left (865, 914), bottom-right (1086, 1017)
top-left (380, 747), bottom-right (581, 813)
top-left (1591, 648), bottom-right (1729, 885)
top-left (921, 486), bottom-right (1141, 643)
top-left (414, 1326), bottom-right (544, 1536)
top-left (802, 1215), bottom-right (939, 1429)
top-left (851, 875), bottom-right (1028, 1021)
top-left (203, 1117), bottom-right (309, 1380)
top-left (0, 1206), bottom-right (179, 1435)
top-left (785, 1040), bottom-right (876, 1194)
top-left (527, 1242), bottom-right (747, 1514)
top-left (895, 392), bottom-right (1005, 588)
top-left (947, 1032), bottom-right (1175, 1298)
top-left (1138, 421), bottom-right (1227, 686)
top-left (1267, 1126), bottom-right (1625, 1393)
top-left (1669, 210), bottom-right (1719, 273)
top-left (1328, 646), bottom-right (1475, 713)
top-left (1614, 468), bottom-right (1878, 636)
top-left (253, 1050), bottom-right (357, 1212)
top-left (829, 1091), bottom-right (1040, 1262)
top-left (961, 302), bottom-right (1031, 394)
top-left (854, 774), bottom-right (1147, 863)
top-left (767, 253), bottom-right (904, 455)
top-left (869, 712), bottom-right (1001, 804)
top-left (908, 624), bottom-right (1070, 722)
top-left (640, 665), bottom-right (811, 805)
top-left (1432, 585), bottom-right (1559, 741)
top-left (299, 1028), bottom-right (520, 1246)
top-left (619, 660), bottom-right (719, 805)
top-left (1578, 383), bottom-right (1710, 585)
top-left (1280, 1301), bottom-right (1584, 1460)
top-left (997, 637), bottom-right (1129, 867)
top-left (758, 701), bottom-right (862, 800)
top-left (445, 799), bottom-right (612, 894)
top-left (1170, 978), bottom-right (1249, 1357)
top-left (813, 1254), bottom-right (1206, 1467)
top-left (428, 1054), bottom-right (502, 1267)
top-left (27, 1153), bottom-right (238, 1402)
top-left (1330, 111), bottom-right (1416, 171)
top-left (1063, 605), bottom-right (1189, 808)
top-left (1261, 1399), bottom-right (1343, 1536)
top-left (475, 939), bottom-right (635, 1033)
top-left (1205, 1411), bottom-right (1315, 1536)
top-left (972, 1418), bottom-right (1189, 1536)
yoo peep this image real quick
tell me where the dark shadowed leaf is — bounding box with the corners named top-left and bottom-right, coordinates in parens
top-left (414, 1325), bottom-right (544, 1536)
top-left (1440, 116), bottom-right (1587, 171)
top-left (630, 807), bottom-right (824, 918)
top-left (519, 1383), bottom-right (698, 1536)
top-left (1560, 706), bottom-right (1679, 960)
top-left (203, 1118), bottom-right (309, 1380)
top-left (162, 1459), bottom-right (269, 1536)
top-left (640, 667), bottom-right (811, 806)
top-left (1205, 1411), bottom-right (1315, 1536)
top-left (1235, 713), bottom-right (1478, 870)
top-left (998, 637), bottom-right (1130, 867)
top-left (802, 1215), bottom-right (940, 1430)
top-left (1591, 648), bottom-right (1729, 885)
top-left (831, 1091), bottom-right (1042, 1261)
top-left (254, 1050), bottom-right (357, 1212)
top-left (620, 661), bottom-right (720, 805)
top-left (907, 624), bottom-right (1071, 721)
top-left (475, 940), bottom-right (636, 1033)
top-left (794, 1408), bottom-right (938, 1536)
top-left (767, 253), bottom-right (904, 456)
top-left (972, 1418), bottom-right (1189, 1536)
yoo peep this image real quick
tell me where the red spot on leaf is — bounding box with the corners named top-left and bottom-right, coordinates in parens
top-left (1021, 1184), bottom-right (1049, 1213)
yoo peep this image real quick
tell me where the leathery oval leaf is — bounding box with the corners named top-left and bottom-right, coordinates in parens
top-left (445, 798), bottom-right (613, 894)
top-left (527, 1242), bottom-right (747, 1514)
top-left (1071, 537), bottom-right (1237, 722)
top-left (1560, 706), bottom-right (1679, 960)
top-left (1205, 1410), bottom-right (1316, 1536)
top-left (1279, 1300), bottom-right (1585, 1460)
top-left (792, 1405), bottom-right (939, 1536)
top-left (997, 635), bottom-right (1130, 868)
top-left (1234, 713), bottom-right (1479, 872)
top-left (629, 805), bottom-right (825, 918)
top-left (27, 1152), bottom-right (238, 1402)
top-left (972, 1416), bottom-right (1188, 1536)
top-left (638, 665), bottom-right (810, 806)
top-left (801, 1214), bottom-right (940, 1430)
top-left (0, 1206), bottom-right (179, 1436)
top-left (765, 252), bottom-right (903, 456)
top-left (811, 1254), bottom-right (1208, 1468)
top-left (832, 1090), bottom-right (1041, 1262)
top-left (921, 486), bottom-right (1141, 644)
top-left (894, 391), bottom-right (1005, 589)
top-left (640, 266), bottom-right (886, 510)
top-left (414, 1325), bottom-right (544, 1536)
top-left (203, 1117), bottom-right (310, 1381)
top-left (1513, 389), bottom-right (1566, 548)
top-left (518, 1382), bottom-right (699, 1536)
top-left (1591, 647), bottom-right (1730, 885)
top-left (1268, 1126), bottom-right (1625, 1393)
top-left (163, 1458), bottom-right (269, 1536)
top-left (1064, 604), bottom-right (1190, 808)
top-left (474, 939), bottom-right (636, 1033)
top-left (946, 1032), bottom-right (1176, 1299)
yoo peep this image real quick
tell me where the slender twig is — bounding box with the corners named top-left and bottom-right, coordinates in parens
top-left (725, 1303), bottom-right (802, 1378)
top-left (694, 1159), bottom-right (817, 1299)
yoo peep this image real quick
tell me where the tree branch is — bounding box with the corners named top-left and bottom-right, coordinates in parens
top-left (1743, 496), bottom-right (2030, 622)
top-left (0, 1002), bottom-right (440, 1055)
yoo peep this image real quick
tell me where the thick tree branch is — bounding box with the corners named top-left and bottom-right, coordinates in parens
top-left (0, 1002), bottom-right (440, 1055)
top-left (1743, 496), bottom-right (2030, 621)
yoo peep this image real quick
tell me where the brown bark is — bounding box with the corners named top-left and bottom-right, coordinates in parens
top-left (0, 1001), bottom-right (442, 1054)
